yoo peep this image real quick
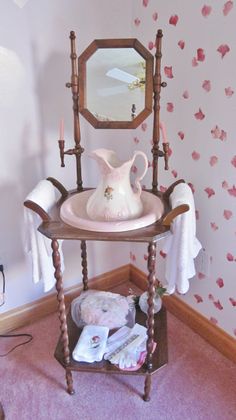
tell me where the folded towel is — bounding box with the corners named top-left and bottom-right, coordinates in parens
top-left (24, 180), bottom-right (64, 292)
top-left (72, 325), bottom-right (109, 363)
top-left (162, 183), bottom-right (202, 294)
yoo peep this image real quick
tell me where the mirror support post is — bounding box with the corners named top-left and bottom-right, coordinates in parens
top-left (64, 31), bottom-right (84, 192)
top-left (152, 30), bottom-right (165, 194)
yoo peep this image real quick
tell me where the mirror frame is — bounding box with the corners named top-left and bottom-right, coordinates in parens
top-left (78, 39), bottom-right (154, 129)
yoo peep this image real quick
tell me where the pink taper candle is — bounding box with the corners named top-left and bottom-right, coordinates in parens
top-left (59, 118), bottom-right (64, 140)
top-left (160, 121), bottom-right (168, 143)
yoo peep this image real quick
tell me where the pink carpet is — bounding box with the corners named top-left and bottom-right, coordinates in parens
top-left (0, 311), bottom-right (235, 420)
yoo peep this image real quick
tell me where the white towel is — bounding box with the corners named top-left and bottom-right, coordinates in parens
top-left (72, 325), bottom-right (109, 363)
top-left (24, 180), bottom-right (64, 292)
top-left (162, 183), bottom-right (202, 294)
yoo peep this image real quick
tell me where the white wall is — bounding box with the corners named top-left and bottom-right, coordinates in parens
top-left (0, 0), bottom-right (134, 312)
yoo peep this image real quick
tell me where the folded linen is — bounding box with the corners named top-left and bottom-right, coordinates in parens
top-left (24, 179), bottom-right (64, 292)
top-left (72, 325), bottom-right (109, 363)
top-left (162, 182), bottom-right (202, 294)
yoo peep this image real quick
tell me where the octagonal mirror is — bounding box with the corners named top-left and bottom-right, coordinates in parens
top-left (78, 39), bottom-right (154, 129)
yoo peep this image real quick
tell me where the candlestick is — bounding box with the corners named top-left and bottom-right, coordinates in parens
top-left (59, 118), bottom-right (64, 140)
top-left (160, 121), bottom-right (168, 144)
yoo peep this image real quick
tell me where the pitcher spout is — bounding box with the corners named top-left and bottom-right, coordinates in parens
top-left (88, 148), bottom-right (121, 174)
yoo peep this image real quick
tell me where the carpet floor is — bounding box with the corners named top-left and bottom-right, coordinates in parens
top-left (0, 307), bottom-right (235, 420)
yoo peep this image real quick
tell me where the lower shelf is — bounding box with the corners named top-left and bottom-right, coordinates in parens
top-left (54, 306), bottom-right (168, 376)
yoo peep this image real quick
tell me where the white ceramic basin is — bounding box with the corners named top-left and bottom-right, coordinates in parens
top-left (60, 190), bottom-right (164, 232)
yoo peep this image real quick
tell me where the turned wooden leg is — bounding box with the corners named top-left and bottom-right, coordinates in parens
top-left (51, 239), bottom-right (75, 395)
top-left (66, 369), bottom-right (75, 395)
top-left (143, 241), bottom-right (156, 402)
top-left (81, 240), bottom-right (88, 291)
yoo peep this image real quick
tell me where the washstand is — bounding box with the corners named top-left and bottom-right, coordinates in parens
top-left (24, 30), bottom-right (189, 402)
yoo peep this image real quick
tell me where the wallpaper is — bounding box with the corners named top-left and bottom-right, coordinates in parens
top-left (130, 0), bottom-right (235, 338)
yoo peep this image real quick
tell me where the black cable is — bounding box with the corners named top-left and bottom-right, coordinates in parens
top-left (0, 266), bottom-right (33, 356)
top-left (0, 266), bottom-right (5, 307)
top-left (0, 333), bottom-right (33, 357)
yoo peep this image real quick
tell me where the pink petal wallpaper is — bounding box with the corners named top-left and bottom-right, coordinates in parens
top-left (130, 0), bottom-right (235, 338)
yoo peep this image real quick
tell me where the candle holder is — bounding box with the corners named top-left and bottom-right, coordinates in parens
top-left (58, 140), bottom-right (84, 169)
top-left (163, 142), bottom-right (169, 170)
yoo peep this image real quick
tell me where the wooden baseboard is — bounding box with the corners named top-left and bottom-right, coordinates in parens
top-left (0, 264), bottom-right (130, 334)
top-left (130, 264), bottom-right (236, 364)
top-left (2, 262), bottom-right (235, 365)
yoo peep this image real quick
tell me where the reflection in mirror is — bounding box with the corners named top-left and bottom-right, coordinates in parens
top-left (78, 39), bottom-right (154, 129)
top-left (87, 48), bottom-right (145, 121)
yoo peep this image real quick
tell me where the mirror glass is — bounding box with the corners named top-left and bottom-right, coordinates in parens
top-left (87, 48), bottom-right (145, 121)
top-left (78, 39), bottom-right (153, 129)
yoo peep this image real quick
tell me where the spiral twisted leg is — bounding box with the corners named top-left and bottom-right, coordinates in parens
top-left (81, 240), bottom-right (88, 291)
top-left (143, 241), bottom-right (156, 402)
top-left (52, 239), bottom-right (75, 395)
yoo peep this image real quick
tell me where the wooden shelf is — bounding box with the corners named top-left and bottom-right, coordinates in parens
top-left (54, 306), bottom-right (168, 376)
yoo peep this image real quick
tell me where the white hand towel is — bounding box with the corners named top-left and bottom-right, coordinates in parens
top-left (72, 325), bottom-right (109, 363)
top-left (162, 183), bottom-right (202, 294)
top-left (24, 180), bottom-right (64, 292)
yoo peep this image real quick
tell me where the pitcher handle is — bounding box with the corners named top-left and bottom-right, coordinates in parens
top-left (133, 151), bottom-right (148, 197)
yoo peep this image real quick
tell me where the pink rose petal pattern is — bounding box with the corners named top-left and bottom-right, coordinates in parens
top-left (226, 252), bottom-right (234, 261)
top-left (210, 222), bottom-right (219, 231)
top-left (211, 125), bottom-right (227, 141)
top-left (148, 41), bottom-right (154, 50)
top-left (205, 187), bottom-right (215, 198)
top-left (223, 1), bottom-right (233, 16)
top-left (231, 156), bottom-right (236, 168)
top-left (214, 300), bottom-right (223, 310)
top-left (178, 40), bottom-right (185, 49)
top-left (197, 48), bottom-right (205, 61)
top-left (178, 131), bottom-right (185, 140)
top-left (164, 66), bottom-right (174, 78)
top-left (192, 151), bottom-right (200, 160)
top-left (143, 0), bottom-right (149, 7)
top-left (152, 12), bottom-right (158, 21)
top-left (169, 15), bottom-right (179, 26)
top-left (167, 102), bottom-right (174, 112)
top-left (216, 278), bottom-right (224, 288)
top-left (160, 250), bottom-right (167, 258)
top-left (222, 181), bottom-right (229, 189)
top-left (202, 80), bottom-right (211, 92)
top-left (217, 44), bottom-right (230, 58)
top-left (194, 294), bottom-right (203, 303)
top-left (225, 86), bottom-right (234, 97)
top-left (134, 18), bottom-right (141, 26)
top-left (160, 185), bottom-right (167, 193)
top-left (228, 185), bottom-right (236, 197)
top-left (192, 57), bottom-right (198, 67)
top-left (223, 210), bottom-right (233, 220)
top-left (194, 108), bottom-right (205, 120)
top-left (183, 90), bottom-right (189, 99)
top-left (229, 297), bottom-right (236, 307)
top-left (210, 156), bottom-right (218, 166)
top-left (201, 5), bottom-right (212, 17)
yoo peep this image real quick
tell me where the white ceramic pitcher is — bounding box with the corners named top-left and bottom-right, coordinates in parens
top-left (86, 148), bottom-right (148, 221)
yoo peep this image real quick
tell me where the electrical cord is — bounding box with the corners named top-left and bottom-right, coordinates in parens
top-left (0, 333), bottom-right (33, 357)
top-left (0, 266), bottom-right (33, 356)
top-left (0, 265), bottom-right (5, 307)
